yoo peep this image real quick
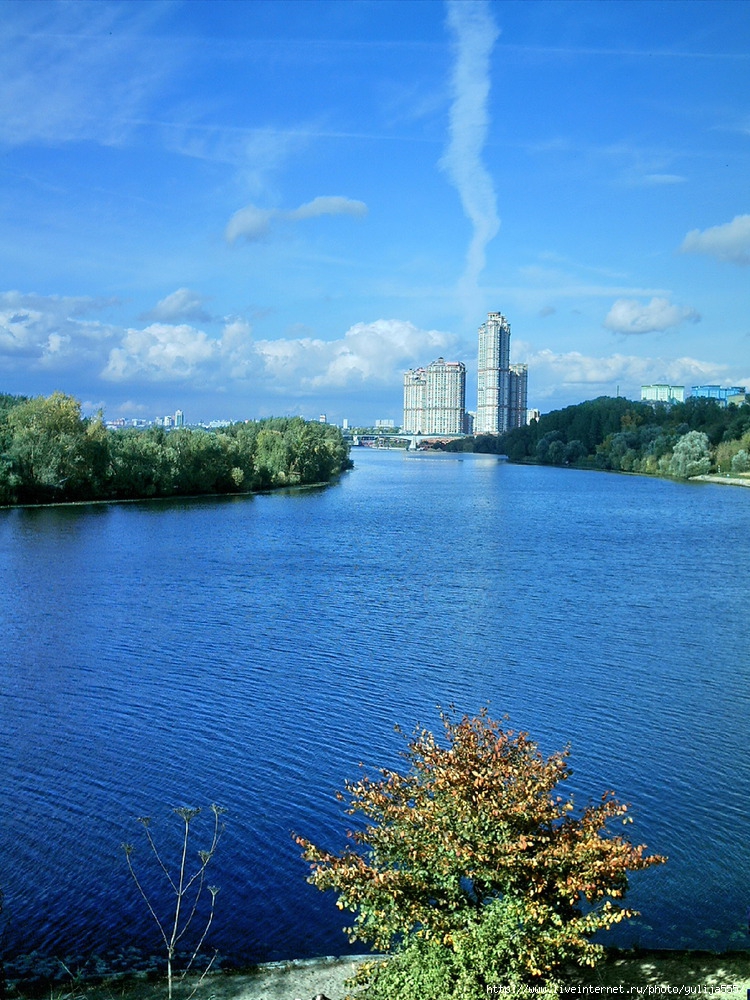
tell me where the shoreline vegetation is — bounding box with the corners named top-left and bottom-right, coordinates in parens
top-left (0, 392), bottom-right (352, 508)
top-left (432, 395), bottom-right (750, 485)
top-left (5, 950), bottom-right (750, 1000)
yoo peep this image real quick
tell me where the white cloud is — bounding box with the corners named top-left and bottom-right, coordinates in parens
top-left (226, 196), bottom-right (367, 244)
top-left (0, 291), bottom-right (116, 370)
top-left (527, 347), bottom-right (731, 399)
top-left (440, 0), bottom-right (500, 307)
top-left (100, 312), bottom-right (454, 396)
top-left (603, 297), bottom-right (700, 335)
top-left (0, 289), bottom-right (454, 400)
top-left (102, 323), bottom-right (217, 382)
top-left (287, 196), bottom-right (368, 222)
top-left (680, 214), bottom-right (750, 265)
top-left (142, 288), bottom-right (212, 323)
top-left (225, 206), bottom-right (276, 243)
top-left (254, 319), bottom-right (457, 392)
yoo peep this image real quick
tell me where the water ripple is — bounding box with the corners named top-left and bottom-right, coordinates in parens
top-left (1, 453), bottom-right (749, 966)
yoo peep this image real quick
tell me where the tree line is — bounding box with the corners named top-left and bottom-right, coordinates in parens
top-left (0, 391), bottom-right (352, 506)
top-left (439, 395), bottom-right (750, 479)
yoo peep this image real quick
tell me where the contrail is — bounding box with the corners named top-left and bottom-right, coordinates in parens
top-left (441, 0), bottom-right (500, 311)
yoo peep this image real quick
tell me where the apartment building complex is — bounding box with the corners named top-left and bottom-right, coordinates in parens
top-left (402, 357), bottom-right (466, 434)
top-left (641, 384), bottom-right (685, 404)
top-left (402, 312), bottom-right (527, 437)
top-left (476, 312), bottom-right (528, 433)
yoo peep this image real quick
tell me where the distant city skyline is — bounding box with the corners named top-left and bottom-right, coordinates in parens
top-left (1, 1), bottom-right (748, 425)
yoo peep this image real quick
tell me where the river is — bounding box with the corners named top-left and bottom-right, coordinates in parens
top-left (1, 448), bottom-right (749, 976)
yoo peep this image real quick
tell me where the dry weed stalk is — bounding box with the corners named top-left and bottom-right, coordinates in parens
top-left (123, 804), bottom-right (225, 999)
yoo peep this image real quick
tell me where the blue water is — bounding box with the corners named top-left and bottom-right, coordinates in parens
top-left (1, 449), bottom-right (749, 973)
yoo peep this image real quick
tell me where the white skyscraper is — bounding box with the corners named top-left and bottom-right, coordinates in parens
top-left (403, 358), bottom-right (466, 434)
top-left (476, 312), bottom-right (511, 434)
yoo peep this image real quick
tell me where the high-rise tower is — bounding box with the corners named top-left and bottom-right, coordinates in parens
top-left (403, 358), bottom-right (466, 434)
top-left (508, 364), bottom-right (528, 430)
top-left (476, 312), bottom-right (511, 434)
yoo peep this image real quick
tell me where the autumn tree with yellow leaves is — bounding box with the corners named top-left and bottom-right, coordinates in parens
top-left (296, 710), bottom-right (665, 999)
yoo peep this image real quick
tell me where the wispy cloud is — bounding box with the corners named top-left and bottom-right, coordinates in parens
top-left (226, 196), bottom-right (367, 244)
top-left (604, 297), bottom-right (700, 335)
top-left (0, 4), bottom-right (172, 147)
top-left (141, 288), bottom-right (212, 324)
top-left (440, 0), bottom-right (500, 310)
top-left (498, 43), bottom-right (750, 61)
top-left (639, 173), bottom-right (687, 186)
top-left (680, 214), bottom-right (750, 265)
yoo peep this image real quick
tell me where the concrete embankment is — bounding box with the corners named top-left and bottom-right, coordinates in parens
top-left (691, 474), bottom-right (750, 488)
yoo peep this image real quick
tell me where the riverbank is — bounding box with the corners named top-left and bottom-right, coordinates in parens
top-left (0, 475), bottom-right (345, 510)
top-left (691, 473), bottom-right (750, 488)
top-left (9, 950), bottom-right (750, 1000)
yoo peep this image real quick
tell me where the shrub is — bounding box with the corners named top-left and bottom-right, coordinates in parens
top-left (297, 710), bottom-right (665, 999)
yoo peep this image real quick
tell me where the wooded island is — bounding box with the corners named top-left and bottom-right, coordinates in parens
top-left (0, 392), bottom-right (352, 506)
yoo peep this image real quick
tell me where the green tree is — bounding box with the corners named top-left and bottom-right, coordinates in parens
top-left (5, 391), bottom-right (102, 502)
top-left (254, 427), bottom-right (292, 487)
top-left (563, 439), bottom-right (587, 465)
top-left (297, 710), bottom-right (664, 998)
top-left (107, 427), bottom-right (176, 498)
top-left (535, 430), bottom-right (564, 464)
top-left (668, 430), bottom-right (712, 479)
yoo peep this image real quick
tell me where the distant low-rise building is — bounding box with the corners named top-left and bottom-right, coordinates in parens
top-left (641, 384), bottom-right (685, 403)
top-left (691, 384), bottom-right (746, 405)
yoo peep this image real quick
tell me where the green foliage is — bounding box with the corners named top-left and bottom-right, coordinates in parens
top-left (668, 430), bottom-right (711, 479)
top-left (458, 395), bottom-right (750, 481)
top-left (0, 391), bottom-right (351, 505)
top-left (3, 392), bottom-right (107, 502)
top-left (715, 430), bottom-right (750, 473)
top-left (297, 710), bottom-right (665, 999)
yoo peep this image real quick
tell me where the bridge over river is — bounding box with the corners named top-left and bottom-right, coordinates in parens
top-left (350, 432), bottom-right (467, 450)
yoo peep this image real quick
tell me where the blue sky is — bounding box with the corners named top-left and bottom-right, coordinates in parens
top-left (1, 0), bottom-right (748, 425)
